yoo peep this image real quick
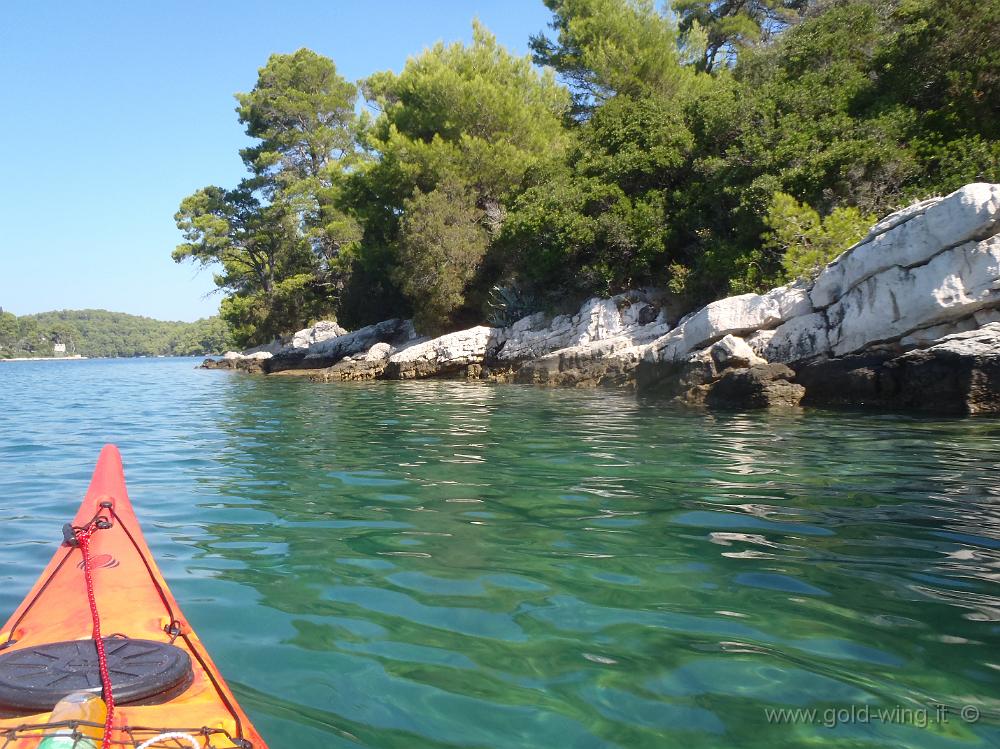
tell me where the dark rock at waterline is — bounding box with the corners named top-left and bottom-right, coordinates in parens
top-left (635, 338), bottom-right (765, 402)
top-left (704, 363), bottom-right (805, 409)
top-left (795, 353), bottom-right (895, 407)
top-left (510, 340), bottom-right (643, 387)
top-left (260, 349), bottom-right (312, 373)
top-left (795, 323), bottom-right (1000, 414)
top-left (677, 363), bottom-right (804, 409)
top-left (635, 326), bottom-right (1000, 412)
top-left (312, 342), bottom-right (394, 382)
top-left (888, 326), bottom-right (1000, 413)
top-left (200, 357), bottom-right (231, 370)
top-left (635, 359), bottom-right (709, 397)
top-left (200, 356), bottom-right (267, 373)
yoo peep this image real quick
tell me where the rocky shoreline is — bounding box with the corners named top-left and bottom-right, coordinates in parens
top-left (204, 183), bottom-right (1000, 414)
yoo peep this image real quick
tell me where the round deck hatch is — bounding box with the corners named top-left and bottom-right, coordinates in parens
top-left (0, 637), bottom-right (193, 713)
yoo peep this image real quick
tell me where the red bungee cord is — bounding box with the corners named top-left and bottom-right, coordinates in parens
top-left (75, 522), bottom-right (116, 749)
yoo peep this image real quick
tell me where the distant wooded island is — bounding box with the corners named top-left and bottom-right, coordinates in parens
top-left (0, 309), bottom-right (229, 359)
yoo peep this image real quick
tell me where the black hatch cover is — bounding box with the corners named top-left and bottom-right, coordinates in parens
top-left (0, 637), bottom-right (193, 712)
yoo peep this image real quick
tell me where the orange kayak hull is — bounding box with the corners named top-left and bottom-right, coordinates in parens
top-left (0, 445), bottom-right (268, 748)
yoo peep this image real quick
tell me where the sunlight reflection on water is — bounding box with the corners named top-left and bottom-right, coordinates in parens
top-left (1, 358), bottom-right (999, 748)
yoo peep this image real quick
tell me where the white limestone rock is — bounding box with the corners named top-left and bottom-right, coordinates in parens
top-left (899, 318), bottom-right (978, 348)
top-left (864, 196), bottom-right (943, 239)
top-left (387, 326), bottom-right (499, 379)
top-left (811, 184), bottom-right (1000, 309)
top-left (645, 282), bottom-right (811, 363)
top-left (915, 321), bottom-right (1000, 358)
top-left (765, 313), bottom-right (832, 363)
top-left (745, 329), bottom-right (777, 359)
top-left (510, 310), bottom-right (671, 385)
top-left (312, 340), bottom-right (398, 382)
top-left (681, 282), bottom-right (812, 350)
top-left (288, 320), bottom-right (349, 350)
top-left (827, 235), bottom-right (1000, 356)
top-left (305, 319), bottom-right (415, 360)
top-left (709, 335), bottom-right (767, 369)
top-left (887, 322), bottom-right (1000, 413)
top-left (364, 342), bottom-right (394, 361)
top-left (497, 291), bottom-right (665, 362)
top-left (506, 311), bottom-right (547, 335)
top-left (219, 349), bottom-right (272, 363)
top-left (643, 326), bottom-right (690, 364)
top-left (497, 312), bottom-right (573, 361)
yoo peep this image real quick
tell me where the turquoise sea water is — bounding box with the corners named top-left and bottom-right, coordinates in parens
top-left (0, 357), bottom-right (998, 748)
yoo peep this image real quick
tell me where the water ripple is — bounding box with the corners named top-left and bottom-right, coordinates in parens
top-left (0, 359), bottom-right (998, 747)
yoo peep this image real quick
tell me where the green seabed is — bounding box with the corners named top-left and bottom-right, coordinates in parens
top-left (0, 358), bottom-right (998, 747)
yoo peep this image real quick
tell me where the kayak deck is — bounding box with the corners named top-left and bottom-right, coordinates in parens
top-left (0, 446), bottom-right (267, 748)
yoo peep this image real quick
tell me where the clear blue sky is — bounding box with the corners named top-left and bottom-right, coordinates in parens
top-left (0, 1), bottom-right (553, 322)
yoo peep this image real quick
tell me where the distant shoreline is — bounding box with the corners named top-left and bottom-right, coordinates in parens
top-left (0, 355), bottom-right (89, 362)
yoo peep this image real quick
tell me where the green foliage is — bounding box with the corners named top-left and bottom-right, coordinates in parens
top-left (575, 93), bottom-right (694, 190)
top-left (501, 174), bottom-right (669, 296)
top-left (529, 0), bottom-right (696, 113)
top-left (173, 187), bottom-right (326, 345)
top-left (666, 0), bottom-right (999, 297)
top-left (763, 192), bottom-right (874, 282)
top-left (485, 285), bottom-right (541, 327)
top-left (237, 49), bottom-right (357, 181)
top-left (174, 2), bottom-right (998, 337)
top-left (174, 50), bottom-right (357, 345)
top-left (499, 174), bottom-right (609, 292)
top-left (174, 187), bottom-right (301, 294)
top-left (360, 23), bottom-right (569, 203)
top-left (872, 0), bottom-right (999, 141)
top-left (218, 273), bottom-right (333, 348)
top-left (392, 178), bottom-right (488, 335)
top-left (675, 1), bottom-right (808, 72)
top-left (168, 316), bottom-right (232, 356)
top-left (236, 49), bottom-right (362, 269)
top-left (513, 0), bottom-right (720, 304)
top-left (0, 309), bottom-right (230, 359)
top-left (0, 311), bottom-right (17, 348)
top-left (504, 23), bottom-right (708, 299)
top-left (337, 22), bottom-right (571, 327)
